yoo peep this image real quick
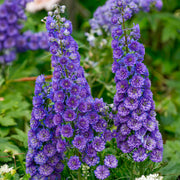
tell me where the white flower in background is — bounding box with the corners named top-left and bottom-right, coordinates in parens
top-left (0, 164), bottom-right (13, 174)
top-left (26, 0), bottom-right (61, 13)
top-left (135, 174), bottom-right (163, 180)
top-left (85, 32), bottom-right (96, 47)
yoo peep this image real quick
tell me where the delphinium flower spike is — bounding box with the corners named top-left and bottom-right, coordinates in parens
top-left (27, 5), bottom-right (116, 179)
top-left (87, 0), bottom-right (162, 46)
top-left (0, 0), bottom-right (49, 71)
top-left (111, 0), bottom-right (163, 163)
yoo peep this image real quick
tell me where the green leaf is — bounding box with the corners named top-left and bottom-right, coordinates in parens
top-left (162, 26), bottom-right (177, 42)
top-left (160, 140), bottom-right (180, 179)
top-left (0, 138), bottom-right (21, 154)
top-left (0, 151), bottom-right (12, 162)
top-left (11, 129), bottom-right (28, 148)
top-left (0, 127), bottom-right (10, 137)
top-left (0, 117), bottom-right (17, 126)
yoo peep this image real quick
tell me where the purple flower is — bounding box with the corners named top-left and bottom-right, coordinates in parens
top-left (127, 118), bottom-right (142, 131)
top-left (140, 98), bottom-right (152, 111)
top-left (29, 137), bottom-right (41, 149)
top-left (43, 144), bottom-right (56, 157)
top-left (87, 112), bottom-right (99, 124)
top-left (54, 90), bottom-right (65, 102)
top-left (92, 137), bottom-right (105, 152)
top-left (37, 129), bottom-right (51, 142)
top-left (120, 123), bottom-right (131, 135)
top-left (104, 155), bottom-right (118, 168)
top-left (124, 97), bottom-right (138, 110)
top-left (116, 80), bottom-right (129, 93)
top-left (56, 139), bottom-right (66, 153)
top-left (132, 109), bottom-right (147, 122)
top-left (72, 135), bottom-right (87, 150)
top-left (136, 62), bottom-right (147, 74)
top-left (38, 164), bottom-right (54, 176)
top-left (127, 135), bottom-right (141, 149)
top-left (33, 107), bottom-right (46, 120)
top-left (47, 155), bottom-right (59, 167)
top-left (94, 98), bottom-right (105, 111)
top-left (118, 104), bottom-right (130, 117)
top-left (55, 162), bottom-right (64, 172)
top-left (53, 114), bottom-right (63, 125)
top-left (115, 67), bottom-right (129, 80)
top-left (68, 156), bottom-right (81, 170)
top-left (44, 114), bottom-right (55, 128)
top-left (129, 41), bottom-right (139, 51)
top-left (34, 151), bottom-right (47, 165)
top-left (103, 130), bottom-right (112, 142)
top-left (127, 87), bottom-right (142, 99)
top-left (84, 155), bottom-right (100, 167)
top-left (59, 56), bottom-right (68, 65)
top-left (66, 96), bottom-right (79, 109)
top-left (86, 144), bottom-right (97, 157)
top-left (70, 85), bottom-right (80, 95)
top-left (143, 136), bottom-right (156, 151)
top-left (81, 129), bottom-right (94, 142)
top-left (54, 102), bottom-right (64, 113)
top-left (143, 119), bottom-right (157, 132)
top-left (78, 117), bottom-right (89, 131)
top-left (61, 79), bottom-right (72, 89)
top-left (150, 149), bottom-right (163, 162)
top-left (133, 147), bottom-right (148, 162)
top-left (131, 75), bottom-right (144, 88)
top-left (26, 165), bottom-right (37, 176)
top-left (94, 165), bottom-right (110, 180)
top-left (61, 124), bottom-right (73, 138)
top-left (113, 48), bottom-right (124, 59)
top-left (112, 26), bottom-right (123, 38)
top-left (78, 101), bottom-right (87, 112)
top-left (63, 109), bottom-right (76, 121)
top-left (124, 53), bottom-right (137, 66)
top-left (92, 119), bottom-right (107, 132)
top-left (119, 142), bottom-right (133, 153)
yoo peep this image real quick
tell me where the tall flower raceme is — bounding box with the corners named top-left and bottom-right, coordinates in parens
top-left (87, 0), bottom-right (162, 46)
top-left (111, 1), bottom-right (163, 163)
top-left (0, 0), bottom-right (49, 67)
top-left (26, 5), bottom-right (118, 179)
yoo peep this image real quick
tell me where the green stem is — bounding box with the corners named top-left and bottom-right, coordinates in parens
top-left (121, 8), bottom-right (129, 54)
top-left (78, 168), bottom-right (82, 180)
top-left (139, 161), bottom-right (144, 176)
top-left (1, 63), bottom-right (7, 82)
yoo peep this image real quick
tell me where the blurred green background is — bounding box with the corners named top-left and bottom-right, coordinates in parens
top-left (0, 0), bottom-right (180, 179)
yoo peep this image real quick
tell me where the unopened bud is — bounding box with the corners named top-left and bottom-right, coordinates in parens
top-left (60, 5), bottom-right (66, 13)
top-left (48, 11), bottom-right (53, 16)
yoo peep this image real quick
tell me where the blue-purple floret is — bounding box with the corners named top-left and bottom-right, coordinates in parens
top-left (104, 155), bottom-right (118, 168)
top-left (111, 0), bottom-right (163, 163)
top-left (68, 156), bottom-right (81, 170)
top-left (94, 165), bottom-right (110, 180)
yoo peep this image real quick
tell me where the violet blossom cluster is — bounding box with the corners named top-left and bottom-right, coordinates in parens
top-left (87, 0), bottom-right (162, 46)
top-left (0, 0), bottom-right (49, 66)
top-left (26, 5), bottom-right (117, 179)
top-left (26, 75), bottom-right (63, 179)
top-left (111, 1), bottom-right (163, 163)
top-left (17, 31), bottom-right (49, 52)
